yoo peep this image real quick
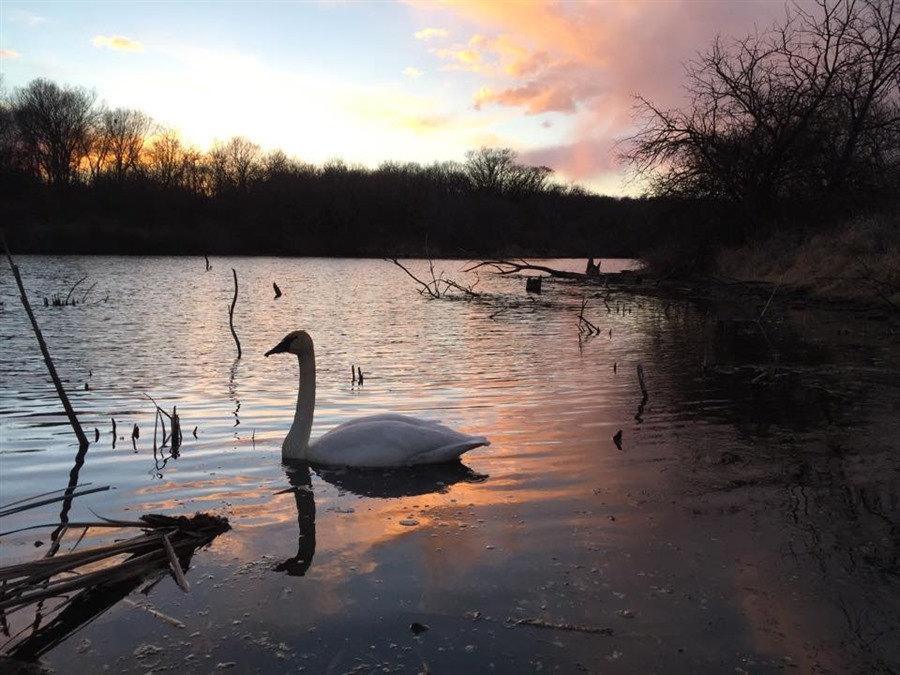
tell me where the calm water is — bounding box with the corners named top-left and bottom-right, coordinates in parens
top-left (1, 257), bottom-right (898, 674)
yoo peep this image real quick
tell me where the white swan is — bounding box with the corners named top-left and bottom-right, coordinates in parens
top-left (265, 330), bottom-right (490, 467)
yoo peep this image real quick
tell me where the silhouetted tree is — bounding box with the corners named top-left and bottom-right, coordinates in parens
top-left (622, 0), bottom-right (900, 222)
top-left (89, 107), bottom-right (155, 184)
top-left (12, 78), bottom-right (98, 186)
top-left (144, 127), bottom-right (203, 191)
top-left (207, 135), bottom-right (263, 195)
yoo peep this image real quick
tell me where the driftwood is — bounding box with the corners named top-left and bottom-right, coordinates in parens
top-left (464, 259), bottom-right (591, 280)
top-left (0, 513), bottom-right (230, 659)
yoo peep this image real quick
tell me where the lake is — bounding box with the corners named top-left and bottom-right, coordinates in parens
top-left (1, 256), bottom-right (898, 674)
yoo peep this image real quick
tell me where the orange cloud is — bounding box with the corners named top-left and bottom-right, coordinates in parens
top-left (0, 49), bottom-right (20, 58)
top-left (92, 34), bottom-right (144, 52)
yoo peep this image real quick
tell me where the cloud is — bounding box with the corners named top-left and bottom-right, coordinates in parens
top-left (92, 35), bottom-right (145, 52)
top-left (414, 27), bottom-right (449, 40)
top-left (410, 0), bottom-right (791, 192)
top-left (0, 50), bottom-right (21, 59)
top-left (403, 66), bottom-right (424, 78)
top-left (435, 39), bottom-right (485, 71)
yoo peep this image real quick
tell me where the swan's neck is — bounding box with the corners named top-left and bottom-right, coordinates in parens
top-left (283, 349), bottom-right (316, 460)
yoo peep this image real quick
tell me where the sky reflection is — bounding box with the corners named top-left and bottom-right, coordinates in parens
top-left (1, 257), bottom-right (897, 673)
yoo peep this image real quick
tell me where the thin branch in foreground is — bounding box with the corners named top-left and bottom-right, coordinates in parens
top-left (3, 236), bottom-right (89, 449)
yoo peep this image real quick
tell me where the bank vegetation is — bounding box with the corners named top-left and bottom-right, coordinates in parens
top-left (0, 0), bottom-right (897, 306)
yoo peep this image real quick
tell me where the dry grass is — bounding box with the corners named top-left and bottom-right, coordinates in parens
top-left (716, 211), bottom-right (900, 308)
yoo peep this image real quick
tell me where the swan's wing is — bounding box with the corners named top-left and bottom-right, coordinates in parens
top-left (334, 413), bottom-right (444, 429)
top-left (308, 417), bottom-right (488, 467)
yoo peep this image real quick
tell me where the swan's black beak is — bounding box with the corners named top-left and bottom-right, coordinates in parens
top-left (265, 336), bottom-right (292, 357)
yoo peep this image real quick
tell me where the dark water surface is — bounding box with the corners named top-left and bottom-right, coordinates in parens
top-left (1, 257), bottom-right (898, 674)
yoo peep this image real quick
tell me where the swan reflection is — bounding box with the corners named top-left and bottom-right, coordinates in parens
top-left (275, 461), bottom-right (487, 577)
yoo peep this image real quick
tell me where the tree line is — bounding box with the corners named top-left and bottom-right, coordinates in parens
top-left (2, 0), bottom-right (895, 267)
top-left (0, 79), bottom-right (656, 257)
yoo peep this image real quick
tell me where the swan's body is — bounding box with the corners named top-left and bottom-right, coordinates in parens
top-left (266, 330), bottom-right (489, 467)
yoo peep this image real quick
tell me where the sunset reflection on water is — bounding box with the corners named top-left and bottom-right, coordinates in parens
top-left (2, 257), bottom-right (898, 673)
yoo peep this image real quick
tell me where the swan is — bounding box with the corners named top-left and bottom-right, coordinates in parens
top-left (265, 330), bottom-right (490, 467)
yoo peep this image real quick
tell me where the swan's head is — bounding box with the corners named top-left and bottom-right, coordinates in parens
top-left (265, 330), bottom-right (314, 358)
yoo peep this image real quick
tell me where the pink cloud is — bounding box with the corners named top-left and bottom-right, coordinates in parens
top-left (408, 0), bottom-right (791, 191)
top-left (0, 49), bottom-right (21, 58)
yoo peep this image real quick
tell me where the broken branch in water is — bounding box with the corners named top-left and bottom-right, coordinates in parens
top-left (389, 258), bottom-right (481, 299)
top-left (63, 276), bottom-right (87, 306)
top-left (3, 238), bottom-right (89, 449)
top-left (229, 268), bottom-right (242, 358)
top-left (577, 296), bottom-right (601, 335)
top-left (464, 259), bottom-right (590, 280)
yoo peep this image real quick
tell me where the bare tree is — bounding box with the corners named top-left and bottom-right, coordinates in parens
top-left (0, 78), bottom-right (28, 179)
top-left (464, 146), bottom-right (555, 196)
top-left (144, 126), bottom-right (205, 192)
top-left (207, 135), bottom-right (263, 195)
top-left (621, 0), bottom-right (900, 212)
top-left (464, 147), bottom-right (519, 194)
top-left (12, 78), bottom-right (98, 186)
top-left (91, 107), bottom-right (155, 183)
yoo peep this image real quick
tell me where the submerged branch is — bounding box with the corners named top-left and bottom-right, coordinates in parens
top-left (388, 258), bottom-right (481, 299)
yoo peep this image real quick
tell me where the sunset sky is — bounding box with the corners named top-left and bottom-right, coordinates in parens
top-left (0, 1), bottom-right (789, 195)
